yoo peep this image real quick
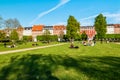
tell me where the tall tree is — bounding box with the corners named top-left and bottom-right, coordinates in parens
top-left (67, 15), bottom-right (80, 43)
top-left (94, 14), bottom-right (107, 43)
top-left (10, 29), bottom-right (19, 42)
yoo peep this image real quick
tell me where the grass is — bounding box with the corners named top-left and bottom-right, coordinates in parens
top-left (0, 41), bottom-right (59, 52)
top-left (0, 42), bottom-right (120, 80)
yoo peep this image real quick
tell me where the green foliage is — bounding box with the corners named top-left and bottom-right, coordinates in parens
top-left (67, 15), bottom-right (80, 39)
top-left (43, 29), bottom-right (51, 43)
top-left (37, 35), bottom-right (58, 42)
top-left (0, 31), bottom-right (6, 41)
top-left (75, 34), bottom-right (81, 41)
top-left (94, 14), bottom-right (107, 39)
top-left (50, 35), bottom-right (58, 41)
top-left (10, 29), bottom-right (19, 41)
top-left (81, 31), bottom-right (87, 40)
top-left (105, 34), bottom-right (120, 39)
top-left (37, 35), bottom-right (43, 41)
top-left (59, 31), bottom-right (64, 40)
top-left (23, 36), bottom-right (32, 42)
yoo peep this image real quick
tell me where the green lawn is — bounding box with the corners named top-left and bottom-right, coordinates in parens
top-left (0, 42), bottom-right (120, 80)
top-left (0, 41), bottom-right (59, 52)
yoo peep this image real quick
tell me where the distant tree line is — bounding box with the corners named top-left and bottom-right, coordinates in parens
top-left (0, 16), bottom-right (21, 43)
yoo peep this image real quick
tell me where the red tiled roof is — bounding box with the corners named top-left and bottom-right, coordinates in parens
top-left (53, 25), bottom-right (66, 30)
top-left (32, 25), bottom-right (44, 31)
top-left (113, 24), bottom-right (120, 28)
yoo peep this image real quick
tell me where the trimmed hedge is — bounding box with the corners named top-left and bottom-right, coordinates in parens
top-left (23, 36), bottom-right (32, 42)
top-left (37, 35), bottom-right (58, 42)
top-left (105, 34), bottom-right (120, 39)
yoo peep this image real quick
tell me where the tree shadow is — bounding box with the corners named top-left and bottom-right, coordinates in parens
top-left (0, 54), bottom-right (120, 80)
top-left (0, 54), bottom-right (59, 80)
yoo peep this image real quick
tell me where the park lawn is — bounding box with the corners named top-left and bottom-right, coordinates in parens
top-left (0, 42), bottom-right (120, 80)
top-left (0, 41), bottom-right (59, 52)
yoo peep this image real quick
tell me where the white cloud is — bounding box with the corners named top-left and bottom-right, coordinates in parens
top-left (104, 12), bottom-right (120, 23)
top-left (29, 0), bottom-right (70, 26)
top-left (79, 12), bottom-right (120, 26)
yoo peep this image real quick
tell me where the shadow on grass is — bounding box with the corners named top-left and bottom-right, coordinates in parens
top-left (0, 54), bottom-right (120, 80)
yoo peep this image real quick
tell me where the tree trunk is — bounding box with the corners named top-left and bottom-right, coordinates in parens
top-left (70, 38), bottom-right (74, 48)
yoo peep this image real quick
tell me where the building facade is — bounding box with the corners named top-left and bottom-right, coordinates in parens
top-left (80, 26), bottom-right (96, 40)
top-left (43, 26), bottom-right (53, 35)
top-left (11, 24), bottom-right (120, 41)
top-left (53, 25), bottom-right (66, 36)
top-left (106, 24), bottom-right (115, 34)
top-left (114, 24), bottom-right (120, 34)
top-left (32, 25), bottom-right (44, 42)
top-left (23, 27), bottom-right (32, 36)
top-left (16, 26), bottom-right (24, 40)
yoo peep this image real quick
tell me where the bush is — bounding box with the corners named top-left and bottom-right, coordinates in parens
top-left (16, 40), bottom-right (24, 45)
top-left (37, 35), bottom-right (58, 42)
top-left (23, 36), bottom-right (32, 42)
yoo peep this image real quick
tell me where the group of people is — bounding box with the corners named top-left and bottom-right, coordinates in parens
top-left (4, 43), bottom-right (16, 48)
top-left (82, 40), bottom-right (95, 46)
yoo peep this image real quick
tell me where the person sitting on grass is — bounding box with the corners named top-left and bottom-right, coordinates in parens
top-left (83, 41), bottom-right (87, 46)
top-left (70, 42), bottom-right (74, 48)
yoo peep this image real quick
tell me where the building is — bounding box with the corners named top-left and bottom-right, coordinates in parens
top-left (32, 25), bottom-right (44, 42)
top-left (16, 26), bottom-right (24, 40)
top-left (18, 23), bottom-right (120, 41)
top-left (114, 24), bottom-right (120, 34)
top-left (23, 27), bottom-right (32, 36)
top-left (53, 25), bottom-right (66, 36)
top-left (106, 24), bottom-right (115, 34)
top-left (106, 24), bottom-right (120, 34)
top-left (43, 26), bottom-right (53, 35)
top-left (80, 26), bottom-right (96, 40)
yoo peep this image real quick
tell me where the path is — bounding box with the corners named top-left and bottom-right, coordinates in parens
top-left (0, 43), bottom-right (67, 55)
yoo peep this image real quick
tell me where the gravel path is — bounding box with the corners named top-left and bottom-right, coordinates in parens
top-left (0, 43), bottom-right (67, 55)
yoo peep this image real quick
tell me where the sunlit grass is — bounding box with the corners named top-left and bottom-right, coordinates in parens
top-left (0, 42), bottom-right (120, 80)
top-left (0, 41), bottom-right (59, 51)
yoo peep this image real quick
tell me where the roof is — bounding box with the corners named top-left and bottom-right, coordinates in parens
top-left (24, 27), bottom-right (32, 29)
top-left (32, 25), bottom-right (44, 31)
top-left (44, 26), bottom-right (53, 28)
top-left (113, 24), bottom-right (120, 28)
top-left (53, 25), bottom-right (66, 30)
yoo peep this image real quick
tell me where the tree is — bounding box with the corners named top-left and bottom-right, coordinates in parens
top-left (94, 14), bottom-right (107, 43)
top-left (0, 16), bottom-right (4, 29)
top-left (67, 15), bottom-right (80, 44)
top-left (0, 31), bottom-right (6, 42)
top-left (13, 18), bottom-right (21, 28)
top-left (4, 18), bottom-right (21, 36)
top-left (43, 29), bottom-right (51, 43)
top-left (59, 31), bottom-right (64, 41)
top-left (81, 31), bottom-right (87, 41)
top-left (10, 29), bottom-right (19, 42)
top-left (5, 18), bottom-right (21, 29)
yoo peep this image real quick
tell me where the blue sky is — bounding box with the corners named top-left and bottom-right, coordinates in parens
top-left (0, 0), bottom-right (120, 27)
